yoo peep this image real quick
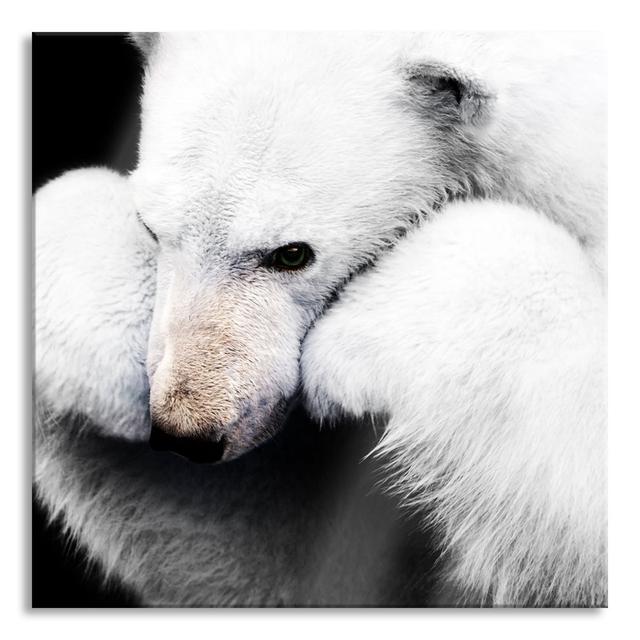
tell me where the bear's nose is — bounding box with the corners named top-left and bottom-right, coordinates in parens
top-left (149, 420), bottom-right (226, 464)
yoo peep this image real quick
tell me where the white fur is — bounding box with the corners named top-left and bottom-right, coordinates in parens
top-left (34, 33), bottom-right (606, 606)
top-left (35, 169), bottom-right (156, 441)
top-left (303, 200), bottom-right (606, 606)
top-left (134, 32), bottom-right (605, 268)
top-left (35, 169), bottom-right (436, 606)
top-left (129, 32), bottom-right (605, 454)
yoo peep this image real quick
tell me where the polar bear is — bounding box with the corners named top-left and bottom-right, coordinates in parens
top-left (128, 32), bottom-right (605, 461)
top-left (35, 168), bottom-right (443, 607)
top-left (34, 32), bottom-right (606, 606)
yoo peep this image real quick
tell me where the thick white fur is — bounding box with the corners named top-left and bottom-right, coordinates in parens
top-left (34, 169), bottom-right (437, 606)
top-left (35, 173), bottom-right (606, 606)
top-left (303, 200), bottom-right (606, 606)
top-left (130, 32), bottom-right (604, 451)
top-left (35, 169), bottom-right (156, 440)
top-left (34, 33), bottom-right (606, 606)
top-left (134, 32), bottom-right (605, 271)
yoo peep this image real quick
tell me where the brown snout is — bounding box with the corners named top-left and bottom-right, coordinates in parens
top-left (146, 276), bottom-right (301, 463)
top-left (148, 353), bottom-right (241, 463)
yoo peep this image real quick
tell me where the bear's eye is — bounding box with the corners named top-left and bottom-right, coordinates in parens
top-left (264, 243), bottom-right (314, 271)
top-left (137, 211), bottom-right (158, 242)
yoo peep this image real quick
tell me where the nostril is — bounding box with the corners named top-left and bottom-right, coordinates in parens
top-left (149, 422), bottom-right (226, 464)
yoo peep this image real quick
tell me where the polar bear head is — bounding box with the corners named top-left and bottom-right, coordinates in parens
top-left (130, 32), bottom-right (494, 462)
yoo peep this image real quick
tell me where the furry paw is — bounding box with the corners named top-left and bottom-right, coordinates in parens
top-left (35, 168), bottom-right (157, 441)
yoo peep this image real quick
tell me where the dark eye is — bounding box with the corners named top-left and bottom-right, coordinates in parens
top-left (265, 243), bottom-right (314, 271)
top-left (137, 211), bottom-right (158, 242)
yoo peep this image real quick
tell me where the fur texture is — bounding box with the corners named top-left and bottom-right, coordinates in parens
top-left (34, 169), bottom-right (437, 606)
top-left (303, 200), bottom-right (606, 606)
top-left (35, 169), bottom-right (156, 441)
top-left (131, 32), bottom-right (605, 453)
top-left (34, 33), bottom-right (606, 606)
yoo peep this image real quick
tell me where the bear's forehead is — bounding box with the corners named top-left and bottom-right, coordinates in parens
top-left (132, 33), bottom-right (435, 252)
top-left (136, 32), bottom-right (411, 168)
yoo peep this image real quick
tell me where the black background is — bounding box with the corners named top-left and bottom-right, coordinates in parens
top-left (32, 33), bottom-right (143, 607)
top-left (33, 33), bottom-right (142, 192)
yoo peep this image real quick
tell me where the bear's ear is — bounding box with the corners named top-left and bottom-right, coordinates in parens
top-left (129, 32), bottom-right (160, 62)
top-left (402, 60), bottom-right (494, 126)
